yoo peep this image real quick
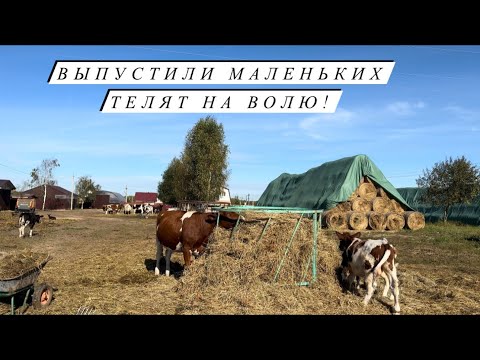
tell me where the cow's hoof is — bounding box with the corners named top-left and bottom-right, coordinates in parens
top-left (154, 267), bottom-right (160, 276)
top-left (165, 270), bottom-right (170, 277)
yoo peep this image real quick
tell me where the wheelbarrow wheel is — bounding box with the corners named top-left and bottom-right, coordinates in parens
top-left (33, 283), bottom-right (53, 309)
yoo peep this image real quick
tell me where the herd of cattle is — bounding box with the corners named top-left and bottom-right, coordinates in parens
top-left (102, 203), bottom-right (164, 217)
top-left (12, 207), bottom-right (402, 314)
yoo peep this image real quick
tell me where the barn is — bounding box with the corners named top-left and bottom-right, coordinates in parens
top-left (0, 179), bottom-right (16, 211)
top-left (257, 154), bottom-right (421, 231)
top-left (134, 192), bottom-right (158, 204)
top-left (21, 184), bottom-right (78, 210)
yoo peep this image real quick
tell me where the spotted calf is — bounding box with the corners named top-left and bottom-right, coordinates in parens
top-left (336, 231), bottom-right (400, 314)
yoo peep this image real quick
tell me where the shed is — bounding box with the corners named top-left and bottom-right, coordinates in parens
top-left (21, 184), bottom-right (78, 210)
top-left (0, 179), bottom-right (16, 210)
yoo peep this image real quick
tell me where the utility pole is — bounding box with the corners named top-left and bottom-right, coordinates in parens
top-left (71, 174), bottom-right (74, 210)
top-left (125, 185), bottom-right (128, 203)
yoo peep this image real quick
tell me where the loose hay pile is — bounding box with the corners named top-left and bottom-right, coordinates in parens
top-left (0, 250), bottom-right (49, 279)
top-left (173, 212), bottom-right (384, 314)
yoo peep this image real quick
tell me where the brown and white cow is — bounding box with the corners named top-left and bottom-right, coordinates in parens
top-left (335, 231), bottom-right (400, 314)
top-left (19, 213), bottom-right (44, 238)
top-left (155, 210), bottom-right (242, 276)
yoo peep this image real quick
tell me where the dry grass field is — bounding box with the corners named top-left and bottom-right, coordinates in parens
top-left (1, 209), bottom-right (479, 315)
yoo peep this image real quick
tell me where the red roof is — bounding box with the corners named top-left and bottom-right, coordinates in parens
top-left (134, 192), bottom-right (158, 203)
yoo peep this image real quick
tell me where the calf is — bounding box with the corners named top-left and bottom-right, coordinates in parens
top-left (19, 213), bottom-right (44, 238)
top-left (155, 210), bottom-right (243, 276)
top-left (335, 231), bottom-right (400, 314)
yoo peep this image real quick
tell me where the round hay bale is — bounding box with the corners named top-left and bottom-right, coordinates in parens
top-left (331, 201), bottom-right (352, 213)
top-left (390, 199), bottom-right (405, 213)
top-left (377, 187), bottom-right (389, 198)
top-left (404, 211), bottom-right (425, 230)
top-left (357, 182), bottom-right (377, 201)
top-left (352, 198), bottom-right (372, 212)
top-left (324, 211), bottom-right (348, 230)
top-left (348, 190), bottom-right (358, 201)
top-left (368, 212), bottom-right (386, 230)
top-left (385, 212), bottom-right (405, 231)
top-left (346, 211), bottom-right (368, 231)
top-left (372, 197), bottom-right (392, 213)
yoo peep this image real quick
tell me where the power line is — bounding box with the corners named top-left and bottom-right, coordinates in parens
top-left (0, 162), bottom-right (29, 175)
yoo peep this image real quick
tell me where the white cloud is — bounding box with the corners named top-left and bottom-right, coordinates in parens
top-left (444, 105), bottom-right (479, 121)
top-left (386, 101), bottom-right (426, 116)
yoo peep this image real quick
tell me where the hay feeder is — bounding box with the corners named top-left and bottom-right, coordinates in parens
top-left (212, 206), bottom-right (323, 287)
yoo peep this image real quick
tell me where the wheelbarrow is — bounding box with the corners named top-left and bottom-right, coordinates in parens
top-left (0, 255), bottom-right (54, 315)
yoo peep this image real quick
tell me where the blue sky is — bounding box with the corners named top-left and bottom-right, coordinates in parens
top-left (1, 45), bottom-right (479, 200)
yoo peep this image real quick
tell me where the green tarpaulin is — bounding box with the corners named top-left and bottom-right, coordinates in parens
top-left (397, 187), bottom-right (480, 225)
top-left (257, 154), bottom-right (413, 211)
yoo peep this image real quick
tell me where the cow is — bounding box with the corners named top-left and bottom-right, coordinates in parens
top-left (19, 213), bottom-right (44, 238)
top-left (123, 204), bottom-right (133, 214)
top-left (335, 231), bottom-right (400, 314)
top-left (155, 210), bottom-right (243, 276)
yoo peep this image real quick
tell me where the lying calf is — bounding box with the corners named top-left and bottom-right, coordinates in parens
top-left (336, 231), bottom-right (400, 314)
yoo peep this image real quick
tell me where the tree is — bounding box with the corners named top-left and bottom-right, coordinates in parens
top-left (416, 156), bottom-right (480, 223)
top-left (29, 158), bottom-right (60, 211)
top-left (157, 157), bottom-right (187, 204)
top-left (182, 116), bottom-right (229, 201)
top-left (75, 176), bottom-right (101, 209)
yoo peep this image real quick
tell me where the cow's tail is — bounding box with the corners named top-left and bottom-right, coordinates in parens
top-left (373, 249), bottom-right (391, 277)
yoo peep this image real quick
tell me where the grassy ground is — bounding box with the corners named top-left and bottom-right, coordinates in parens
top-left (0, 209), bottom-right (479, 315)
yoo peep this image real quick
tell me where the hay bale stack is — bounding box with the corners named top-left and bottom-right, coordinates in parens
top-left (390, 199), bottom-right (405, 213)
top-left (404, 211), bottom-right (425, 230)
top-left (385, 212), bottom-right (405, 231)
top-left (352, 198), bottom-right (372, 212)
top-left (347, 190), bottom-right (358, 201)
top-left (357, 182), bottom-right (377, 201)
top-left (324, 211), bottom-right (348, 230)
top-left (346, 211), bottom-right (368, 230)
top-left (372, 197), bottom-right (392, 214)
top-left (368, 212), bottom-right (386, 230)
top-left (377, 188), bottom-right (389, 198)
top-left (331, 201), bottom-right (352, 213)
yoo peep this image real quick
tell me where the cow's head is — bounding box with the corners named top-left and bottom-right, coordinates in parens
top-left (205, 211), bottom-right (244, 229)
top-left (335, 231), bottom-right (361, 251)
top-left (35, 214), bottom-right (44, 223)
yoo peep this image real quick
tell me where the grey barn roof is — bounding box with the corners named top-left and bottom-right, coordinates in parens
top-left (96, 190), bottom-right (126, 204)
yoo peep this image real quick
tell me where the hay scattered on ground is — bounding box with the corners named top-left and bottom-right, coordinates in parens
top-left (0, 250), bottom-right (49, 279)
top-left (404, 211), bottom-right (425, 230)
top-left (173, 213), bottom-right (352, 314)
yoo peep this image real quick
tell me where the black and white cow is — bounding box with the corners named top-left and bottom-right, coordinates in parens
top-left (18, 213), bottom-right (44, 238)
